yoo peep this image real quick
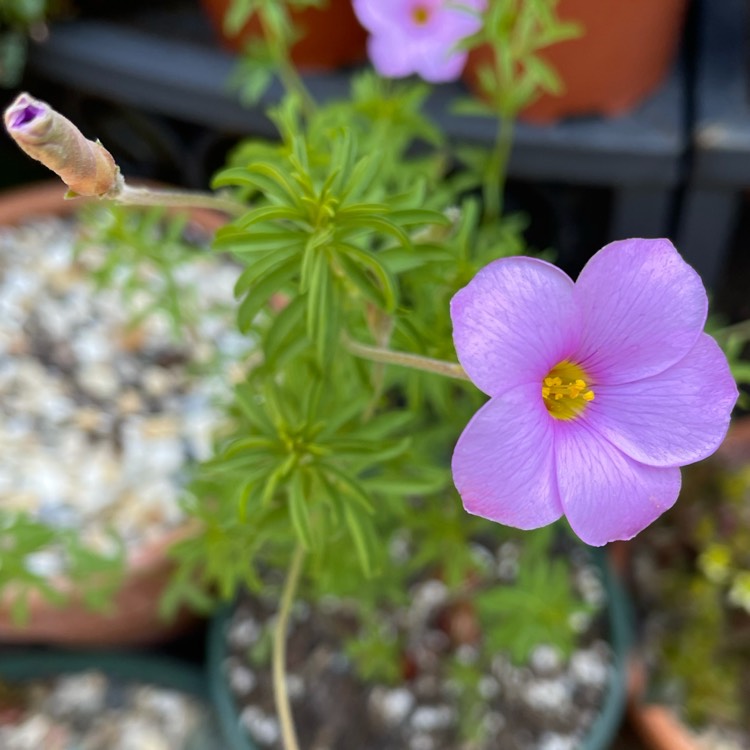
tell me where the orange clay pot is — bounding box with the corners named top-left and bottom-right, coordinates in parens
top-left (0, 181), bottom-right (224, 646)
top-left (626, 657), bottom-right (703, 750)
top-left (464, 0), bottom-right (688, 124)
top-left (200, 0), bottom-right (367, 71)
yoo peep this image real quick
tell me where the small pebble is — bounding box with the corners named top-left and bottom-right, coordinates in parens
top-left (410, 705), bottom-right (455, 732)
top-left (228, 665), bottom-right (257, 695)
top-left (409, 734), bottom-right (436, 750)
top-left (228, 617), bottom-right (262, 650)
top-left (569, 649), bottom-right (609, 688)
top-left (522, 679), bottom-right (572, 715)
top-left (369, 687), bottom-right (415, 727)
top-left (538, 732), bottom-right (578, 750)
top-left (530, 645), bottom-right (564, 677)
top-left (240, 706), bottom-right (280, 746)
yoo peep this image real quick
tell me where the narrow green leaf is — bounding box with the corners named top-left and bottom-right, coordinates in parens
top-left (335, 252), bottom-right (387, 308)
top-left (339, 215), bottom-right (411, 248)
top-left (339, 153), bottom-right (381, 203)
top-left (322, 464), bottom-right (374, 514)
top-left (360, 473), bottom-right (449, 496)
top-left (306, 250), bottom-right (340, 364)
top-left (263, 295), bottom-right (307, 366)
top-left (233, 245), bottom-right (300, 298)
top-left (344, 504), bottom-right (377, 577)
top-left (288, 471), bottom-right (313, 549)
top-left (388, 209), bottom-right (450, 227)
top-left (234, 383), bottom-right (276, 434)
top-left (336, 204), bottom-right (390, 220)
top-left (237, 205), bottom-right (303, 230)
top-left (247, 162), bottom-right (304, 207)
top-left (378, 246), bottom-right (454, 274)
top-left (336, 243), bottom-right (397, 312)
top-left (236, 256), bottom-right (298, 332)
top-left (214, 228), bottom-right (306, 253)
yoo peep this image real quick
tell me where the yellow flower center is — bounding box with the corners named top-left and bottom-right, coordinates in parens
top-left (412, 4), bottom-right (431, 24)
top-left (541, 360), bottom-right (594, 421)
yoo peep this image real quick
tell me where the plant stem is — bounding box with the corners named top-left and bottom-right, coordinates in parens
top-left (257, 9), bottom-right (316, 118)
top-left (115, 183), bottom-right (246, 217)
top-left (483, 114), bottom-right (514, 223)
top-left (345, 337), bottom-right (470, 382)
top-left (714, 319), bottom-right (750, 342)
top-left (273, 544), bottom-right (306, 750)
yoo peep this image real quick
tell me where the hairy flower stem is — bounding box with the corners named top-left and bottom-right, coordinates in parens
top-left (273, 544), bottom-right (306, 750)
top-left (345, 337), bottom-right (470, 382)
top-left (483, 114), bottom-right (514, 223)
top-left (258, 10), bottom-right (316, 118)
top-left (116, 183), bottom-right (246, 217)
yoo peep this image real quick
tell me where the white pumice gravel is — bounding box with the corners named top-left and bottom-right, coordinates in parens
top-left (0, 671), bottom-right (218, 750)
top-left (0, 215), bottom-right (250, 572)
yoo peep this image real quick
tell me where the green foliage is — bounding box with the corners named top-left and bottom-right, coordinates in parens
top-left (0, 510), bottom-right (125, 625)
top-left (461, 0), bottom-right (583, 118)
top-left (710, 317), bottom-right (750, 408)
top-left (345, 622), bottom-right (403, 685)
top-left (213, 97), bottom-right (447, 364)
top-left (0, 0), bottom-right (64, 87)
top-left (642, 458), bottom-right (750, 728)
top-left (163, 347), bottom-right (445, 614)
top-left (224, 0), bottom-right (325, 105)
top-left (77, 204), bottom-right (219, 346)
top-left (476, 528), bottom-right (593, 664)
top-left (659, 576), bottom-right (741, 726)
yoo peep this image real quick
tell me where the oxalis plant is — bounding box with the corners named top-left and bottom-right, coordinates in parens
top-left (3, 0), bottom-right (742, 747)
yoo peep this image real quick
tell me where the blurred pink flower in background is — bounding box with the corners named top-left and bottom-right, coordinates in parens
top-left (353, 0), bottom-right (485, 82)
top-left (451, 239), bottom-right (738, 546)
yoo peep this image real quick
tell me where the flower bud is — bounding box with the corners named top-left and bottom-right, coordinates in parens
top-left (4, 93), bottom-right (121, 197)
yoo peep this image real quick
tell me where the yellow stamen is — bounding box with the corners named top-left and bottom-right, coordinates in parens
top-left (412, 5), bottom-right (430, 24)
top-left (541, 361), bottom-right (594, 420)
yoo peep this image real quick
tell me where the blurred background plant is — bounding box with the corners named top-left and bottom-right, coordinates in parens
top-left (0, 0), bottom-right (68, 87)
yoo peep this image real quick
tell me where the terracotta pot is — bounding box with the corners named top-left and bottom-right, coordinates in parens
top-left (627, 658), bottom-right (701, 750)
top-left (200, 0), bottom-right (367, 71)
top-left (464, 0), bottom-right (688, 124)
top-left (0, 181), bottom-right (224, 646)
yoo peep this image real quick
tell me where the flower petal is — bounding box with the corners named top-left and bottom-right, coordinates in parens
top-left (584, 334), bottom-right (738, 467)
top-left (366, 33), bottom-right (415, 78)
top-left (413, 43), bottom-right (467, 83)
top-left (574, 239), bottom-right (707, 383)
top-left (352, 0), bottom-right (410, 32)
top-left (451, 257), bottom-right (580, 396)
top-left (452, 384), bottom-right (563, 529)
top-left (554, 420), bottom-right (681, 546)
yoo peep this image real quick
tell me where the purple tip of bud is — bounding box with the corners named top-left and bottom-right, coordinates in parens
top-left (10, 103), bottom-right (46, 129)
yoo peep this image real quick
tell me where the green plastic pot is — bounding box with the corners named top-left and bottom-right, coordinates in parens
top-left (0, 649), bottom-right (223, 748)
top-left (208, 549), bottom-right (633, 750)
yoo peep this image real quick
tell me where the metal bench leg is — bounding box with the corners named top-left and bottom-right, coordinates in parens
top-left (677, 187), bottom-right (739, 291)
top-left (610, 186), bottom-right (674, 242)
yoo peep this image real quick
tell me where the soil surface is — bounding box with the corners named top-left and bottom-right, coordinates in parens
top-left (224, 544), bottom-right (615, 750)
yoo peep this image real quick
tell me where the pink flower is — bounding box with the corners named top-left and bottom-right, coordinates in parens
top-left (353, 0), bottom-right (485, 83)
top-left (450, 239), bottom-right (738, 546)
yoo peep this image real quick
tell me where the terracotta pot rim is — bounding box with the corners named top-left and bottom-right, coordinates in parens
top-left (627, 656), bottom-right (701, 750)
